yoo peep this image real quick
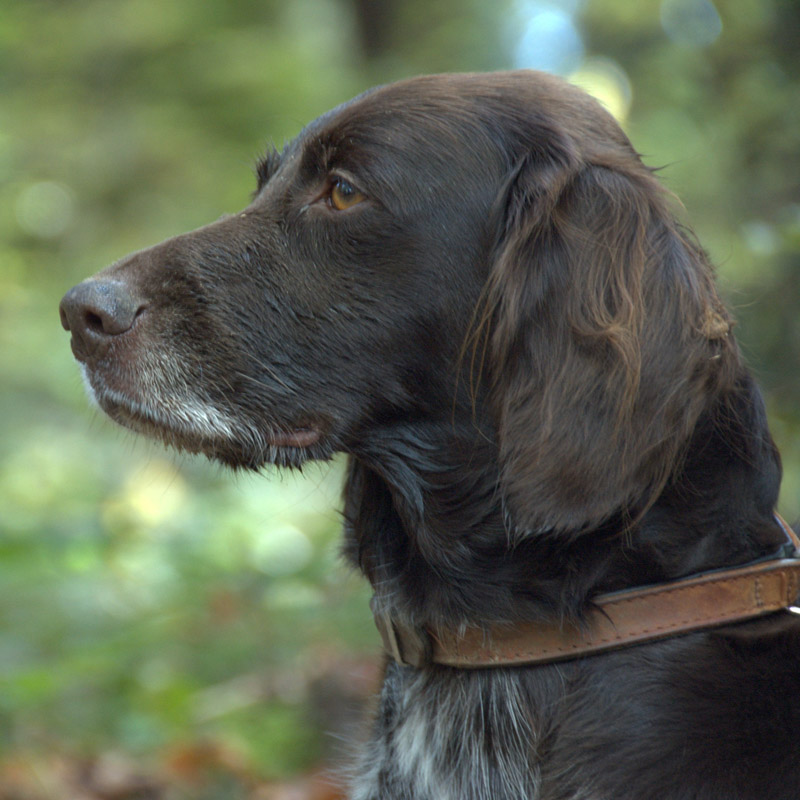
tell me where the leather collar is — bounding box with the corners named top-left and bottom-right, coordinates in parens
top-left (374, 513), bottom-right (800, 669)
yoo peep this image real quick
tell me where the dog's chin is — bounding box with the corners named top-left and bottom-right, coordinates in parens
top-left (82, 368), bottom-right (329, 470)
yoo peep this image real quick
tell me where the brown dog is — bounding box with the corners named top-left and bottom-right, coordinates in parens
top-left (61, 72), bottom-right (800, 799)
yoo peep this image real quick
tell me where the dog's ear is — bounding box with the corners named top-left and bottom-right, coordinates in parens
top-left (484, 138), bottom-right (739, 533)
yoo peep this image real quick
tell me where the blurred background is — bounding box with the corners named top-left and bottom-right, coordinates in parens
top-left (2, 0), bottom-right (799, 797)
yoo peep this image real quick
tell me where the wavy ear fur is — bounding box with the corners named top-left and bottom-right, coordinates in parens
top-left (486, 132), bottom-right (739, 534)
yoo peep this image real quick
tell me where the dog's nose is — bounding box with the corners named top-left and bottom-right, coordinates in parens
top-left (59, 279), bottom-right (145, 361)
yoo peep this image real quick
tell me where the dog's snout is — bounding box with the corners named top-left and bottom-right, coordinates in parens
top-left (59, 279), bottom-right (145, 360)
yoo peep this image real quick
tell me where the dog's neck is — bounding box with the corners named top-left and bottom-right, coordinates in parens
top-left (343, 373), bottom-right (784, 630)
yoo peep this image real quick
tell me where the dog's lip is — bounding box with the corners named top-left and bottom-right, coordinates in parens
top-left (79, 366), bottom-right (328, 464)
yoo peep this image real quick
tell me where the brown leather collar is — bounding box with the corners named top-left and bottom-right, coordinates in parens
top-left (374, 514), bottom-right (800, 669)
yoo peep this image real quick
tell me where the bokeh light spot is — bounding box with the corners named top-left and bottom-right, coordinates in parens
top-left (15, 181), bottom-right (77, 238)
top-left (660, 0), bottom-right (722, 47)
top-left (513, 2), bottom-right (585, 75)
top-left (569, 58), bottom-right (633, 122)
top-left (252, 524), bottom-right (313, 577)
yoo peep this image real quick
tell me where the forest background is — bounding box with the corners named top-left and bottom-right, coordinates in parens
top-left (2, 0), bottom-right (799, 797)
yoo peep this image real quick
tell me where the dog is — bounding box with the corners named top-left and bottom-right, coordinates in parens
top-left (60, 71), bottom-right (800, 799)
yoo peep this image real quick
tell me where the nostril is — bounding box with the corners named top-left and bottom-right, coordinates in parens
top-left (59, 279), bottom-right (146, 348)
top-left (83, 305), bottom-right (143, 336)
top-left (85, 309), bottom-right (105, 334)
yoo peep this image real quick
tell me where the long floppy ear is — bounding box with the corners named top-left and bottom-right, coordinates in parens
top-left (485, 137), bottom-right (739, 534)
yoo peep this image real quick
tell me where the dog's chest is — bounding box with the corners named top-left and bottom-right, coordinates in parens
top-left (350, 662), bottom-right (544, 800)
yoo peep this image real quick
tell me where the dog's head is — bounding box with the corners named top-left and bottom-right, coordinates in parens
top-left (60, 71), bottom-right (739, 533)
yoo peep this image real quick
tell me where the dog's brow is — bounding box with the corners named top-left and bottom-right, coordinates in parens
top-left (254, 146), bottom-right (282, 190)
top-left (295, 134), bottom-right (355, 189)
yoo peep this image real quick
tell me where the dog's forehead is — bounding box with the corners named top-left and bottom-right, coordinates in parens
top-left (289, 71), bottom-right (620, 166)
top-left (289, 74), bottom-right (525, 173)
top-left (297, 82), bottom-right (452, 144)
top-left (303, 73), bottom-right (519, 135)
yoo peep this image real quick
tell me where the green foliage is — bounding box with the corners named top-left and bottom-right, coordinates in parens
top-left (1, 0), bottom-right (798, 790)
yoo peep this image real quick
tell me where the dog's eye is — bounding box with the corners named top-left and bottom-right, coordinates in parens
top-left (329, 178), bottom-right (366, 211)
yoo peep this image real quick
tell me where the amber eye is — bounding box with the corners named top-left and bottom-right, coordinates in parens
top-left (329, 178), bottom-right (366, 211)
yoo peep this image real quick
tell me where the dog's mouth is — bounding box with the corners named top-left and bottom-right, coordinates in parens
top-left (82, 367), bottom-right (326, 468)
